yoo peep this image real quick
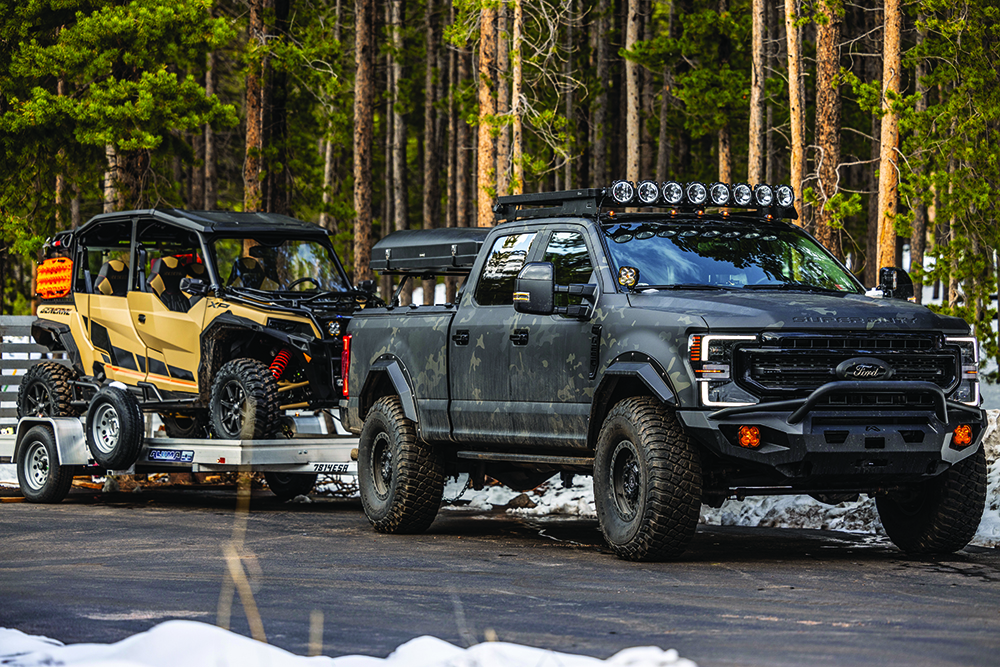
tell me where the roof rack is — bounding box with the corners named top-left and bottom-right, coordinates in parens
top-left (493, 181), bottom-right (799, 223)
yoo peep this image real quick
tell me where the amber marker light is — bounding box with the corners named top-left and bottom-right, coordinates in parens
top-left (953, 424), bottom-right (973, 448)
top-left (738, 425), bottom-right (761, 448)
top-left (689, 335), bottom-right (702, 364)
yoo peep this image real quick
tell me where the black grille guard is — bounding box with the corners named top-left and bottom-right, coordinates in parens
top-left (708, 380), bottom-right (983, 425)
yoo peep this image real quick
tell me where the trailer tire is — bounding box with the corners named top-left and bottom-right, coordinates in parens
top-left (209, 359), bottom-right (279, 440)
top-left (17, 425), bottom-right (74, 503)
top-left (876, 445), bottom-right (986, 555)
top-left (86, 387), bottom-right (144, 470)
top-left (17, 361), bottom-right (79, 418)
top-left (264, 472), bottom-right (318, 501)
top-left (359, 395), bottom-right (443, 534)
top-left (593, 396), bottom-right (702, 561)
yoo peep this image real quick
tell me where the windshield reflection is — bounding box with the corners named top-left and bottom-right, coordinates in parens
top-left (212, 237), bottom-right (350, 293)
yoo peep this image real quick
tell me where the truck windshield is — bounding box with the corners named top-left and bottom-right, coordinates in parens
top-left (603, 220), bottom-right (861, 293)
top-left (213, 237), bottom-right (350, 293)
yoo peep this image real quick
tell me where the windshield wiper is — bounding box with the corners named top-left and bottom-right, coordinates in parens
top-left (640, 284), bottom-right (737, 291)
top-left (742, 282), bottom-right (844, 294)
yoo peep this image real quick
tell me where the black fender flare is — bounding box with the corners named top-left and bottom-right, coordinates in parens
top-left (588, 359), bottom-right (678, 447)
top-left (361, 357), bottom-right (418, 423)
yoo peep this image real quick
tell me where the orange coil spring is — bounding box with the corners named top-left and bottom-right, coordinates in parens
top-left (270, 349), bottom-right (292, 380)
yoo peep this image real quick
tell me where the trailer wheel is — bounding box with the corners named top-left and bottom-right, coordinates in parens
top-left (358, 395), bottom-right (443, 534)
top-left (160, 413), bottom-right (208, 439)
top-left (876, 445), bottom-right (986, 555)
top-left (17, 425), bottom-right (74, 503)
top-left (209, 359), bottom-right (279, 440)
top-left (86, 387), bottom-right (144, 470)
top-left (593, 396), bottom-right (702, 561)
top-left (264, 472), bottom-right (319, 501)
top-left (17, 361), bottom-right (79, 418)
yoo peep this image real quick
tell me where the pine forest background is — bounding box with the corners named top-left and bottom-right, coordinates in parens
top-left (1, 0), bottom-right (998, 379)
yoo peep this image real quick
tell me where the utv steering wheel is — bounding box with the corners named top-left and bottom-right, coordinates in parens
top-left (287, 277), bottom-right (320, 290)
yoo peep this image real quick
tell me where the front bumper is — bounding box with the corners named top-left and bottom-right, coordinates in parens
top-left (679, 380), bottom-right (985, 486)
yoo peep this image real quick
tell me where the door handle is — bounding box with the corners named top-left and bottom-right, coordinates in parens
top-left (509, 329), bottom-right (529, 346)
top-left (138, 314), bottom-right (146, 324)
top-left (452, 330), bottom-right (469, 346)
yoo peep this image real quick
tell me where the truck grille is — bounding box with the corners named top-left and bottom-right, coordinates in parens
top-left (735, 333), bottom-right (959, 399)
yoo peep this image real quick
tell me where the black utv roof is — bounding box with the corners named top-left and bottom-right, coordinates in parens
top-left (371, 227), bottom-right (491, 275)
top-left (65, 209), bottom-right (331, 239)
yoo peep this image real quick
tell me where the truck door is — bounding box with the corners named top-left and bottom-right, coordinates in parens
top-left (449, 231), bottom-right (536, 443)
top-left (508, 230), bottom-right (598, 447)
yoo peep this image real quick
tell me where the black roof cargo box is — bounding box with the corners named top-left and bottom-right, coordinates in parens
top-left (370, 227), bottom-right (490, 275)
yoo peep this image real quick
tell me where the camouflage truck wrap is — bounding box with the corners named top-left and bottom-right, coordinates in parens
top-left (343, 183), bottom-right (987, 561)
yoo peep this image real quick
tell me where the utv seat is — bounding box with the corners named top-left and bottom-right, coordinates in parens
top-left (227, 256), bottom-right (266, 290)
top-left (94, 260), bottom-right (129, 296)
top-left (148, 256), bottom-right (193, 312)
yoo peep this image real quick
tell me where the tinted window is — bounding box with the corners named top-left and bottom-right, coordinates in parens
top-left (543, 232), bottom-right (594, 307)
top-left (474, 233), bottom-right (536, 306)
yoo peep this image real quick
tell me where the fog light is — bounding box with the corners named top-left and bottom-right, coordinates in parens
top-left (738, 425), bottom-right (761, 449)
top-left (953, 424), bottom-right (973, 448)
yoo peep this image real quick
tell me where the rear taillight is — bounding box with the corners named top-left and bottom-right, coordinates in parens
top-left (341, 335), bottom-right (352, 398)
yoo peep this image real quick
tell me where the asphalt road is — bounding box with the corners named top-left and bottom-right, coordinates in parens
top-left (1, 485), bottom-right (999, 667)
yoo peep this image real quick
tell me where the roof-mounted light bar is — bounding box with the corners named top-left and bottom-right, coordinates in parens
top-left (609, 179), bottom-right (796, 215)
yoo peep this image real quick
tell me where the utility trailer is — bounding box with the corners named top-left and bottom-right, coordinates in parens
top-left (0, 416), bottom-right (358, 503)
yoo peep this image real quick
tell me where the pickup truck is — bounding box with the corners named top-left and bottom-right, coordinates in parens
top-left (341, 182), bottom-right (987, 561)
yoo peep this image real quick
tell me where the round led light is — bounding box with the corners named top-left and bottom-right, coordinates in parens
top-left (709, 182), bottom-right (730, 206)
top-left (776, 184), bottom-right (795, 208)
top-left (686, 181), bottom-right (707, 205)
top-left (753, 184), bottom-right (774, 206)
top-left (661, 180), bottom-right (683, 205)
top-left (611, 180), bottom-right (635, 204)
top-left (327, 319), bottom-right (341, 337)
top-left (732, 183), bottom-right (752, 206)
top-left (618, 265), bottom-right (640, 288)
top-left (637, 180), bottom-right (660, 204)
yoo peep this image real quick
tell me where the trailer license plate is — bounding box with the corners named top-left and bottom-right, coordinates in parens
top-left (148, 449), bottom-right (195, 463)
top-left (312, 463), bottom-right (350, 473)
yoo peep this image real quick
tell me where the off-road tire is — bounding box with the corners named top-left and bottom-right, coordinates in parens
top-left (160, 413), bottom-right (208, 439)
top-left (264, 472), bottom-right (319, 501)
top-left (85, 387), bottom-right (144, 470)
top-left (209, 359), bottom-right (280, 440)
top-left (358, 395), bottom-right (444, 534)
top-left (17, 425), bottom-right (74, 503)
top-left (876, 446), bottom-right (986, 555)
top-left (593, 396), bottom-right (703, 561)
top-left (17, 361), bottom-right (79, 418)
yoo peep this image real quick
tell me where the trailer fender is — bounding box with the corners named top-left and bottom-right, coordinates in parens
top-left (362, 358), bottom-right (418, 423)
top-left (15, 417), bottom-right (89, 466)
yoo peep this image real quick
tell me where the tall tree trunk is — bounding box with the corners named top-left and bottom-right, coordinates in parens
top-left (748, 0), bottom-right (766, 184)
top-left (625, 0), bottom-right (640, 185)
top-left (716, 0), bottom-right (731, 183)
top-left (564, 1), bottom-right (577, 188)
top-left (422, 0), bottom-right (440, 305)
top-left (244, 0), bottom-right (264, 212)
top-left (592, 0), bottom-right (609, 187)
top-left (104, 144), bottom-right (117, 213)
top-left (496, 1), bottom-right (510, 198)
top-left (477, 4), bottom-right (497, 226)
top-left (391, 0), bottom-right (411, 304)
top-left (863, 5), bottom-right (882, 287)
top-left (204, 51), bottom-right (217, 210)
top-left (457, 50), bottom-right (472, 226)
top-left (909, 13), bottom-right (929, 303)
top-left (511, 0), bottom-right (524, 195)
top-left (784, 0), bottom-right (804, 225)
top-left (876, 0), bottom-right (902, 272)
top-left (639, 0), bottom-right (654, 179)
top-left (353, 0), bottom-right (375, 284)
top-left (814, 0), bottom-right (842, 259)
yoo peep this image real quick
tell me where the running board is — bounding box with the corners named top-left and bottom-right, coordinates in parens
top-left (456, 450), bottom-right (594, 467)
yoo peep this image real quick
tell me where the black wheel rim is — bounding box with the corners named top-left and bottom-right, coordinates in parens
top-left (219, 380), bottom-right (247, 437)
top-left (371, 432), bottom-right (392, 499)
top-left (610, 440), bottom-right (641, 520)
top-left (24, 382), bottom-right (55, 416)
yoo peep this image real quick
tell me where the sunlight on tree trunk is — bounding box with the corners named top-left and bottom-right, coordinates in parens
top-left (353, 0), bottom-right (375, 283)
top-left (477, 4), bottom-right (497, 227)
top-left (876, 0), bottom-right (901, 273)
top-left (784, 0), bottom-right (804, 226)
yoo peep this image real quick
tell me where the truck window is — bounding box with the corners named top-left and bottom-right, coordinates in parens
top-left (543, 232), bottom-right (594, 307)
top-left (474, 232), bottom-right (536, 306)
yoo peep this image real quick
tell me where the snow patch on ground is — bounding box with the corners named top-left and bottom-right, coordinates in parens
top-left (0, 620), bottom-right (697, 667)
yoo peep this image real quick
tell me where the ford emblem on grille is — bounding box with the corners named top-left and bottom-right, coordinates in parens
top-left (836, 357), bottom-right (893, 380)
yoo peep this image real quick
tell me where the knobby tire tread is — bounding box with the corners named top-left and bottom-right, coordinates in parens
top-left (209, 358), bottom-right (280, 440)
top-left (17, 361), bottom-right (79, 418)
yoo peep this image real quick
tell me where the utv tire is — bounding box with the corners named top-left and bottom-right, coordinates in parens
top-left (86, 387), bottom-right (144, 470)
top-left (17, 425), bottom-right (74, 503)
top-left (17, 361), bottom-right (79, 418)
top-left (264, 472), bottom-right (319, 501)
top-left (876, 446), bottom-right (986, 555)
top-left (593, 396), bottom-right (703, 561)
top-left (358, 395), bottom-right (444, 534)
top-left (160, 413), bottom-right (208, 439)
top-left (209, 359), bottom-right (280, 440)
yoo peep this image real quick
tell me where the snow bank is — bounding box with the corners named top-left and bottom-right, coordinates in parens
top-left (0, 620), bottom-right (696, 667)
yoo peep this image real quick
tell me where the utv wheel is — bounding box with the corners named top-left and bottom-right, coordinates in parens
top-left (160, 413), bottom-right (208, 439)
top-left (358, 395), bottom-right (443, 534)
top-left (593, 396), bottom-right (703, 561)
top-left (17, 361), bottom-right (79, 418)
top-left (209, 359), bottom-right (279, 440)
top-left (876, 446), bottom-right (986, 555)
top-left (264, 472), bottom-right (319, 501)
top-left (86, 387), bottom-right (144, 470)
top-left (17, 426), bottom-right (74, 503)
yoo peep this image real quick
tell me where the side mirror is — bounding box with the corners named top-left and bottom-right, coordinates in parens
top-left (878, 267), bottom-right (914, 300)
top-left (179, 277), bottom-right (210, 296)
top-left (514, 262), bottom-right (555, 315)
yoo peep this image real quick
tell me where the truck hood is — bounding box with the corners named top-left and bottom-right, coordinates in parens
top-left (626, 290), bottom-right (971, 334)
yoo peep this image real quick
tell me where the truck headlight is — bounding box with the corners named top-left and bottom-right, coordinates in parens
top-left (689, 334), bottom-right (758, 407)
top-left (945, 336), bottom-right (980, 406)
